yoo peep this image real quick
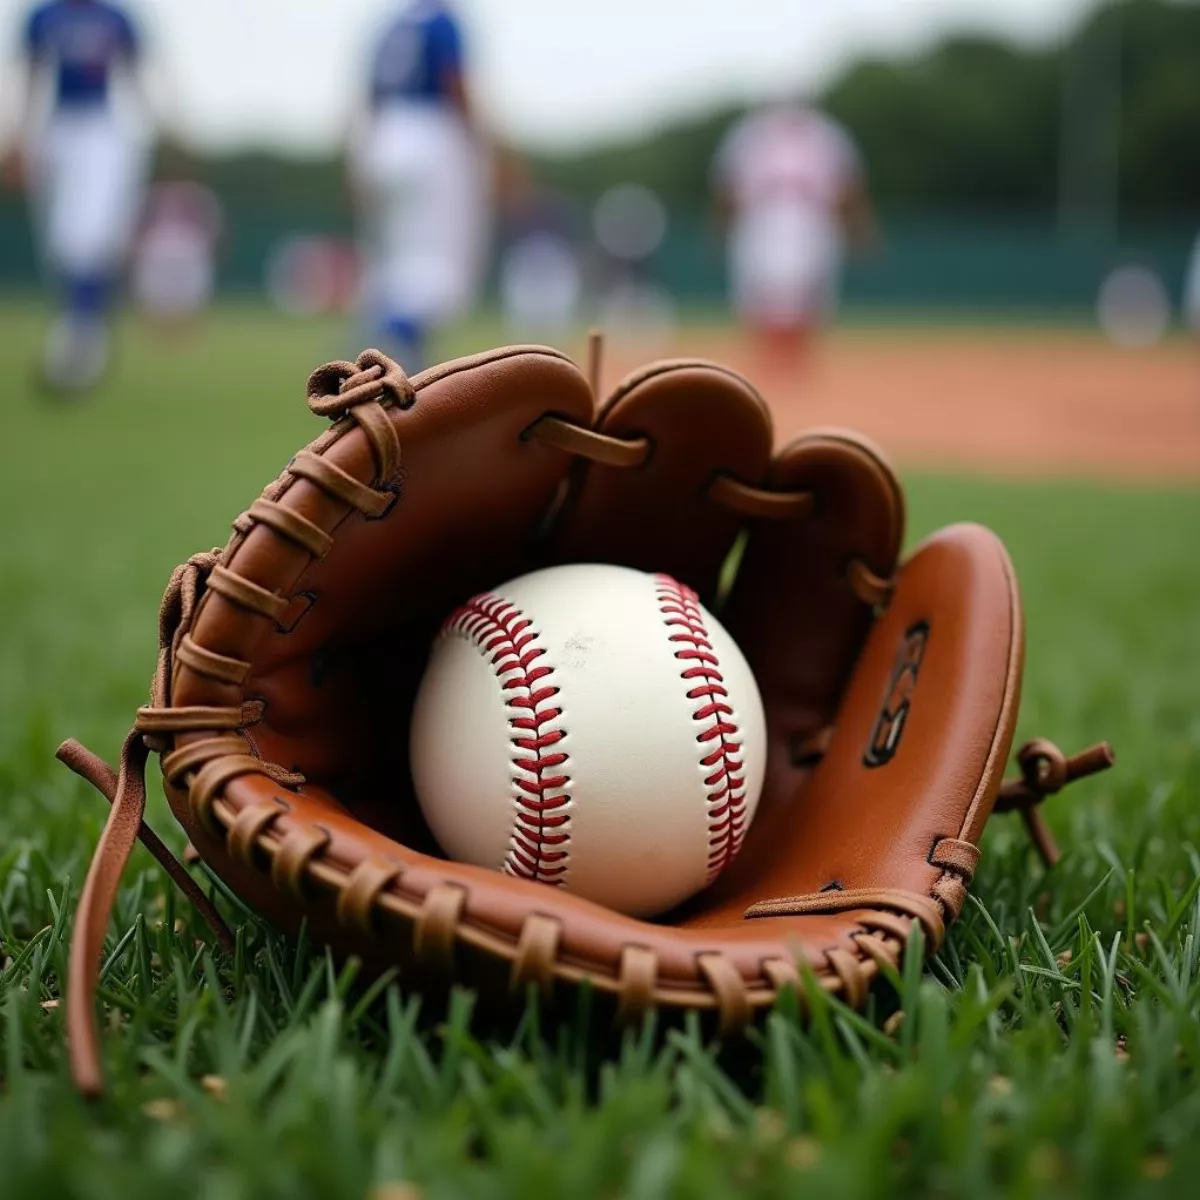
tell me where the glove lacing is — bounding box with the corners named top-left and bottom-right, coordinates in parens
top-left (53, 345), bottom-right (1114, 1098)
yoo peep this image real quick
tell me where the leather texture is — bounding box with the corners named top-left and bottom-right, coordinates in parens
top-left (156, 346), bottom-right (1016, 1008)
top-left (56, 345), bottom-right (1112, 1095)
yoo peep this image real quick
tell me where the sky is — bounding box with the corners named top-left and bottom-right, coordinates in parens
top-left (1, 0), bottom-right (1096, 154)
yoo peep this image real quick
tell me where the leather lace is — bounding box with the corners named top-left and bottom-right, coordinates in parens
top-left (57, 349), bottom-right (411, 1098)
top-left (57, 727), bottom-right (1111, 1099)
top-left (993, 738), bottom-right (1115, 866)
top-left (52, 344), bottom-right (1115, 1098)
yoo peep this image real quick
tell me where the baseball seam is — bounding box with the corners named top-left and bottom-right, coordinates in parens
top-left (444, 594), bottom-right (571, 885)
top-left (654, 574), bottom-right (748, 881)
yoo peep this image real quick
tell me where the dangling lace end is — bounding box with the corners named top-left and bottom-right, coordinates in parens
top-left (60, 730), bottom-right (149, 1097)
top-left (586, 327), bottom-right (604, 399)
top-left (56, 737), bottom-right (235, 952)
top-left (995, 739), bottom-right (1116, 869)
top-left (1019, 808), bottom-right (1061, 870)
top-left (57, 731), bottom-right (236, 1098)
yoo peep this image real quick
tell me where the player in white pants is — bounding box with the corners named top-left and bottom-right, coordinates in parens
top-left (346, 1), bottom-right (489, 373)
top-left (712, 98), bottom-right (877, 369)
top-left (4, 0), bottom-right (153, 393)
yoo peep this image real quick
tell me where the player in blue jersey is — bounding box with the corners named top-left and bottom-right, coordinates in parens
top-left (4, 0), bottom-right (153, 393)
top-left (346, 1), bottom-right (489, 372)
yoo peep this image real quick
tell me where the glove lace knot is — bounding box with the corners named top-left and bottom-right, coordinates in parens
top-left (306, 348), bottom-right (414, 417)
top-left (993, 738), bottom-right (1115, 866)
top-left (306, 349), bottom-right (408, 484)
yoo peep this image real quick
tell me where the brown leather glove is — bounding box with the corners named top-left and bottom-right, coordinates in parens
top-left (58, 344), bottom-right (1113, 1096)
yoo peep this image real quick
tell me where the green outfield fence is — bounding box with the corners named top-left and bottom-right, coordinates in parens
top-left (1, 194), bottom-right (1194, 316)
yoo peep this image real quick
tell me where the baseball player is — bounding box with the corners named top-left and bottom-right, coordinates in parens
top-left (4, 0), bottom-right (153, 393)
top-left (346, 0), bottom-right (489, 373)
top-left (712, 96), bottom-right (877, 368)
top-left (131, 166), bottom-right (224, 336)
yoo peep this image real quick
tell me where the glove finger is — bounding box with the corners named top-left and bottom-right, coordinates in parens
top-left (722, 427), bottom-right (905, 809)
top-left (688, 523), bottom-right (1022, 930)
top-left (173, 348), bottom-right (593, 798)
top-left (550, 360), bottom-right (773, 601)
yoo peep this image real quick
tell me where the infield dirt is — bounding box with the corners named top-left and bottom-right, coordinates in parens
top-left (606, 328), bottom-right (1200, 482)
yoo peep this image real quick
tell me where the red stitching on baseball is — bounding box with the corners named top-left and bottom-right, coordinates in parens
top-left (444, 594), bottom-right (571, 885)
top-left (654, 574), bottom-right (748, 881)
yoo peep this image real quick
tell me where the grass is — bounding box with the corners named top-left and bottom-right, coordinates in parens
top-left (1, 300), bottom-right (1198, 1198)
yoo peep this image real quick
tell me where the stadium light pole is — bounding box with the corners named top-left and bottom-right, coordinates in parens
top-left (1057, 0), bottom-right (1123, 247)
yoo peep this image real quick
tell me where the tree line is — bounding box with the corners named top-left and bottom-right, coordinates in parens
top-left (193, 0), bottom-right (1197, 227)
top-left (531, 0), bottom-right (1198, 220)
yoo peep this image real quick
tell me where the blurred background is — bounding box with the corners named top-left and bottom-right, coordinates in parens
top-left (3, 7), bottom-right (1200, 1188)
top-left (0, 0), bottom-right (1197, 476)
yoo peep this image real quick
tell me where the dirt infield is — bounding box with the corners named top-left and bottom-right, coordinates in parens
top-left (609, 328), bottom-right (1200, 482)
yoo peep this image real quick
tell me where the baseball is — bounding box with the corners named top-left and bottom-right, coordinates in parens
top-left (409, 564), bottom-right (768, 918)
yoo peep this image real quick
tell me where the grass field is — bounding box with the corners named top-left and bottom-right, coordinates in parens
top-left (2, 302), bottom-right (1199, 1198)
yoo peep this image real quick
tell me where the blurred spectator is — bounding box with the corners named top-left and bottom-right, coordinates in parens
top-left (4, 0), bottom-right (156, 394)
top-left (1095, 263), bottom-right (1170, 350)
top-left (131, 150), bottom-right (224, 337)
top-left (265, 235), bottom-right (361, 318)
top-left (591, 182), bottom-right (676, 351)
top-left (593, 183), bottom-right (668, 267)
top-left (712, 93), bottom-right (877, 371)
top-left (345, 0), bottom-right (489, 372)
top-left (1185, 232), bottom-right (1200, 341)
top-left (495, 149), bottom-right (584, 338)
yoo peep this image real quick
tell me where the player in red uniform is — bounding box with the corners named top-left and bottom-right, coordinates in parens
top-left (712, 97), bottom-right (877, 371)
top-left (131, 170), bottom-right (224, 336)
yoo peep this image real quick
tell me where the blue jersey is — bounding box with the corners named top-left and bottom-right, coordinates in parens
top-left (24, 0), bottom-right (139, 110)
top-left (370, 1), bottom-right (463, 108)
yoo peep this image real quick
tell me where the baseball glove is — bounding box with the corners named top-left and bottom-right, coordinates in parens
top-left (58, 344), bottom-right (1113, 1096)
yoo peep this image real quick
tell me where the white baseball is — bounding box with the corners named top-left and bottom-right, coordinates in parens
top-left (409, 563), bottom-right (767, 918)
